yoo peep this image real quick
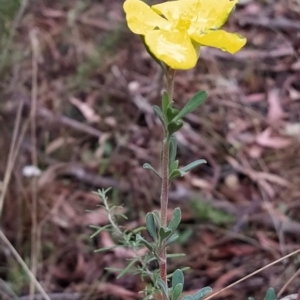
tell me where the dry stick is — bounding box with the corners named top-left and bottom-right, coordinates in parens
top-left (277, 268), bottom-right (300, 298)
top-left (0, 230), bottom-right (51, 300)
top-left (204, 248), bottom-right (300, 300)
top-left (29, 29), bottom-right (39, 300)
top-left (0, 100), bottom-right (24, 218)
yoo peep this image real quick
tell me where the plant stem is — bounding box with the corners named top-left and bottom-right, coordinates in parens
top-left (166, 67), bottom-right (175, 101)
top-left (159, 67), bottom-right (175, 296)
top-left (159, 139), bottom-right (169, 286)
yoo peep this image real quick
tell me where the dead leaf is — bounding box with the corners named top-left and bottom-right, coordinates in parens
top-left (46, 137), bottom-right (75, 154)
top-left (267, 89), bottom-right (286, 123)
top-left (256, 127), bottom-right (292, 149)
top-left (69, 97), bottom-right (101, 123)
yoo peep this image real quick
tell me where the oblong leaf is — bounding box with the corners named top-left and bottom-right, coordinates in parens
top-left (167, 107), bottom-right (180, 122)
top-left (153, 105), bottom-right (166, 127)
top-left (168, 208), bottom-right (181, 232)
top-left (89, 224), bottom-right (111, 239)
top-left (180, 159), bottom-right (207, 173)
top-left (173, 91), bottom-right (207, 122)
top-left (152, 210), bottom-right (161, 227)
top-left (169, 169), bottom-right (181, 180)
top-left (172, 283), bottom-right (183, 300)
top-left (193, 286), bottom-right (212, 300)
top-left (162, 91), bottom-right (171, 116)
top-left (157, 279), bottom-right (169, 300)
top-left (146, 212), bottom-right (157, 241)
top-left (167, 120), bottom-right (183, 135)
top-left (143, 163), bottom-right (161, 179)
top-left (169, 135), bottom-right (177, 169)
top-left (159, 226), bottom-right (172, 240)
top-left (94, 246), bottom-right (116, 252)
top-left (182, 296), bottom-right (193, 300)
top-left (165, 233), bottom-right (179, 247)
top-left (172, 269), bottom-right (184, 288)
top-left (117, 258), bottom-right (138, 279)
top-left (264, 288), bottom-right (276, 300)
top-left (135, 234), bottom-right (153, 252)
top-left (170, 160), bottom-right (179, 173)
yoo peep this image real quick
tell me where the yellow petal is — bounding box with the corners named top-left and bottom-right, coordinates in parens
top-left (152, 0), bottom-right (199, 24)
top-left (192, 30), bottom-right (246, 54)
top-left (192, 0), bottom-right (238, 31)
top-left (123, 0), bottom-right (170, 35)
top-left (145, 29), bottom-right (197, 70)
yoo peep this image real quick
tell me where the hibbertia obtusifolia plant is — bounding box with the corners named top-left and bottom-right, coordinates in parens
top-left (90, 0), bottom-right (276, 299)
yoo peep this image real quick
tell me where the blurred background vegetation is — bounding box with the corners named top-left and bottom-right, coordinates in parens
top-left (1, 0), bottom-right (300, 299)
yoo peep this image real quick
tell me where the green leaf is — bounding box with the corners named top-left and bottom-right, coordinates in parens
top-left (169, 135), bottom-right (177, 169)
top-left (169, 169), bottom-right (182, 180)
top-left (162, 91), bottom-right (171, 116)
top-left (168, 208), bottom-right (181, 232)
top-left (117, 258), bottom-right (138, 279)
top-left (146, 212), bottom-right (157, 241)
top-left (264, 288), bottom-right (276, 300)
top-left (167, 120), bottom-right (183, 135)
top-left (173, 91), bottom-right (207, 122)
top-left (94, 246), bottom-right (116, 252)
top-left (165, 233), bottom-right (179, 247)
top-left (172, 269), bottom-right (184, 288)
top-left (192, 287), bottom-right (212, 300)
top-left (89, 224), bottom-right (111, 239)
top-left (166, 107), bottom-right (180, 123)
top-left (153, 105), bottom-right (166, 128)
top-left (135, 234), bottom-right (153, 252)
top-left (167, 253), bottom-right (186, 258)
top-left (159, 226), bottom-right (172, 240)
top-left (152, 210), bottom-right (161, 227)
top-left (182, 296), bottom-right (193, 300)
top-left (172, 283), bottom-right (183, 300)
top-left (157, 279), bottom-right (169, 300)
top-left (180, 159), bottom-right (207, 173)
top-left (143, 163), bottom-right (161, 179)
top-left (170, 160), bottom-right (179, 173)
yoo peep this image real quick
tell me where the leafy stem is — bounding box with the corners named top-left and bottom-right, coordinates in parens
top-left (158, 67), bottom-right (175, 296)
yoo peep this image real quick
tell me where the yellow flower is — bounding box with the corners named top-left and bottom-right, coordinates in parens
top-left (123, 0), bottom-right (246, 70)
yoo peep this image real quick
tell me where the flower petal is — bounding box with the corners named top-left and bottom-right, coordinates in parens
top-left (192, 0), bottom-right (238, 31)
top-left (123, 0), bottom-right (170, 35)
top-left (152, 0), bottom-right (199, 23)
top-left (192, 30), bottom-right (246, 54)
top-left (145, 29), bottom-right (197, 70)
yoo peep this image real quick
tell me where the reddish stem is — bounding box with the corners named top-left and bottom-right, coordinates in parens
top-left (159, 140), bottom-right (169, 286)
top-left (158, 67), bottom-right (175, 297)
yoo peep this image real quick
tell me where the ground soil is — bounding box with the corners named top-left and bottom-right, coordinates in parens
top-left (1, 0), bottom-right (300, 300)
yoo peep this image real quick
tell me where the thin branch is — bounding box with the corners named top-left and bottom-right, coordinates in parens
top-left (0, 230), bottom-right (50, 300)
top-left (205, 249), bottom-right (300, 300)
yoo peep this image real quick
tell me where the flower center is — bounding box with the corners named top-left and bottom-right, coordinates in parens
top-left (172, 9), bottom-right (193, 31)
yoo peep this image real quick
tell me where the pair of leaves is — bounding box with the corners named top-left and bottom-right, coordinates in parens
top-left (154, 90), bottom-right (207, 136)
top-left (146, 208), bottom-right (181, 246)
top-left (162, 90), bottom-right (207, 123)
top-left (169, 159), bottom-right (207, 180)
top-left (168, 135), bottom-right (207, 180)
top-left (172, 269), bottom-right (184, 300)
